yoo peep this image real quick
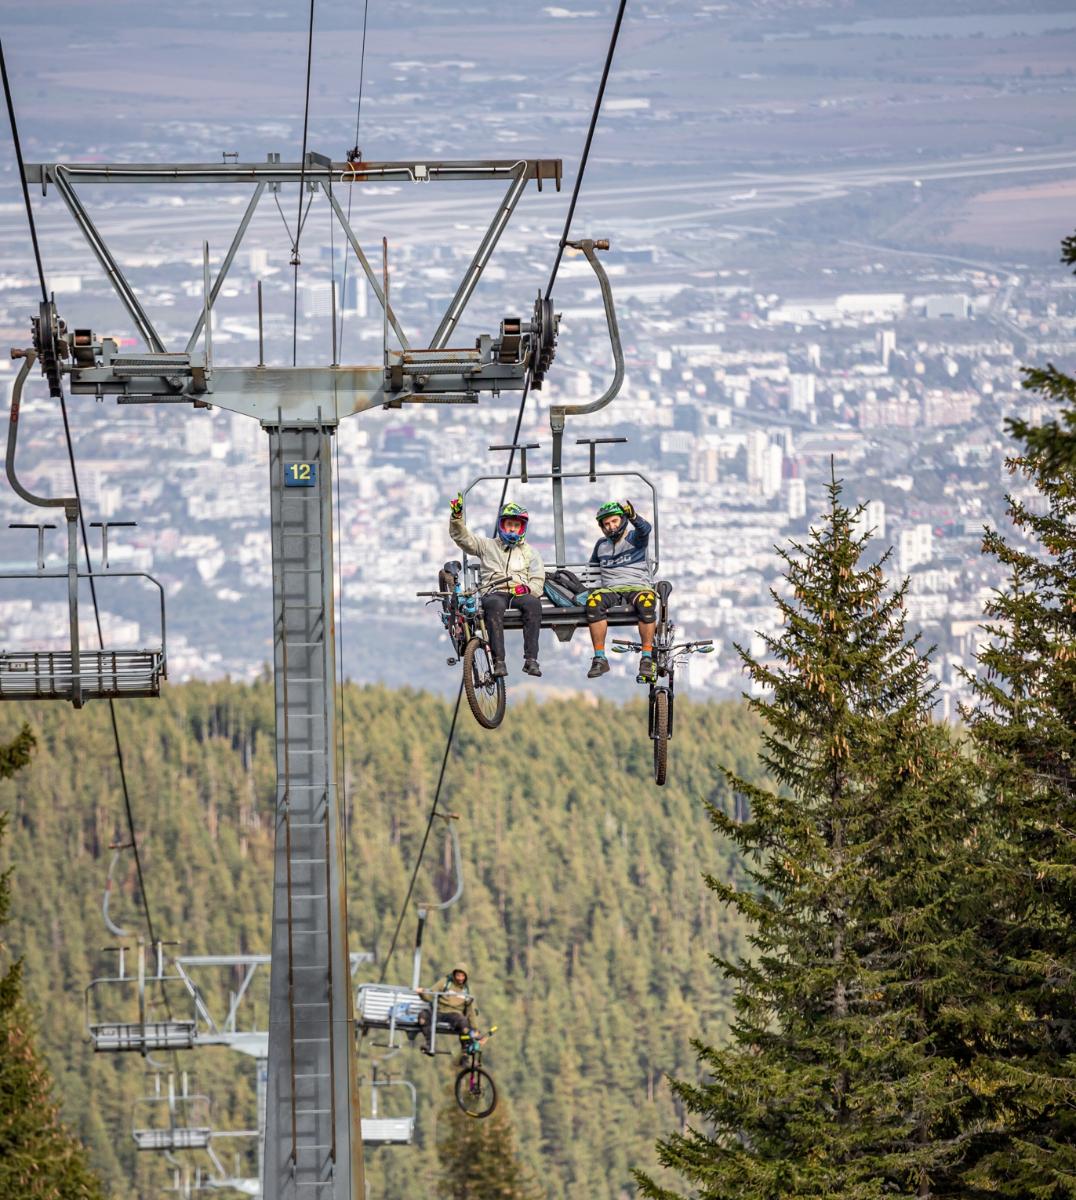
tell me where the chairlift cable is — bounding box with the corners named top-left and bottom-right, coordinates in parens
top-left (497, 0), bottom-right (628, 512)
top-left (337, 0), bottom-right (371, 360)
top-left (2, 42), bottom-right (163, 954)
top-left (327, 180), bottom-right (353, 856)
top-left (292, 0), bottom-right (318, 367)
top-left (496, 374), bottom-right (532, 516)
top-left (0, 39), bottom-right (48, 303)
top-left (58, 363), bottom-right (162, 955)
top-left (544, 0), bottom-right (628, 301)
top-left (378, 677), bottom-right (465, 982)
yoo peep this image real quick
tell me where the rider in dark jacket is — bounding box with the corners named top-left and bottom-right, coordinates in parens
top-left (584, 500), bottom-right (658, 683)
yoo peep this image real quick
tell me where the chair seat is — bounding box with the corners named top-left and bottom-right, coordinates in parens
top-left (362, 1117), bottom-right (415, 1145)
top-left (499, 600), bottom-right (639, 643)
top-left (355, 984), bottom-right (457, 1033)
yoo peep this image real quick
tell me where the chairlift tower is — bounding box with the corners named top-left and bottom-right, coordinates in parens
top-left (10, 153), bottom-right (562, 1200)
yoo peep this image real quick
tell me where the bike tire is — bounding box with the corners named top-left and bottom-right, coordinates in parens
top-left (454, 1066), bottom-right (497, 1119)
top-left (652, 688), bottom-right (669, 787)
top-left (463, 637), bottom-right (506, 730)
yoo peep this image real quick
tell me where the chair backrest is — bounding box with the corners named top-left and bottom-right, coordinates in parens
top-left (356, 984), bottom-right (425, 1026)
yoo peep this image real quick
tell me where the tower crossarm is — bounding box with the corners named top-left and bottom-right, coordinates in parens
top-left (25, 159), bottom-right (562, 188)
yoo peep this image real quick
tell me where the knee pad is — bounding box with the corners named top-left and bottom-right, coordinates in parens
top-left (585, 591), bottom-right (607, 622)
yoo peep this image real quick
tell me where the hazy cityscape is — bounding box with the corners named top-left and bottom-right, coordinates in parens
top-left (2, 0), bottom-right (1075, 716)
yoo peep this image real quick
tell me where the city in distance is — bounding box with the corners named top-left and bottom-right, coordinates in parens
top-left (0, 0), bottom-right (1074, 717)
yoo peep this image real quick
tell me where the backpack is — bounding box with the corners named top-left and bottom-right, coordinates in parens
top-left (544, 568), bottom-right (588, 608)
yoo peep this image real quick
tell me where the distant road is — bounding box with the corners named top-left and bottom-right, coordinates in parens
top-left (3, 147), bottom-right (1075, 262)
top-left (592, 148), bottom-right (1076, 229)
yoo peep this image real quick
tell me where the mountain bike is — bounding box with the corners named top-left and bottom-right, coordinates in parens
top-left (611, 581), bottom-right (714, 786)
top-left (454, 1026), bottom-right (498, 1119)
top-left (419, 563), bottom-right (511, 730)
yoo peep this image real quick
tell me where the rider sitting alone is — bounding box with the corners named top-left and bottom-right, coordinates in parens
top-left (417, 962), bottom-right (477, 1060)
top-left (449, 494), bottom-right (544, 679)
top-left (585, 500), bottom-right (658, 683)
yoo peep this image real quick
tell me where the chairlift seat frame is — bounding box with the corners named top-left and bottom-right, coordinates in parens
top-left (361, 1078), bottom-right (418, 1146)
top-left (3, 354), bottom-right (168, 705)
top-left (356, 984), bottom-right (458, 1033)
top-left (499, 595), bottom-right (645, 643)
top-left (90, 1019), bottom-right (198, 1053)
top-left (361, 1117), bottom-right (414, 1145)
top-left (0, 646), bottom-right (165, 700)
top-left (133, 1127), bottom-right (212, 1152)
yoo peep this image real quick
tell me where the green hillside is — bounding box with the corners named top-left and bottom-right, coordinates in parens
top-left (0, 681), bottom-right (764, 1199)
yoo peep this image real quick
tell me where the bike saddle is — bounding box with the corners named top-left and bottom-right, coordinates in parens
top-left (656, 580), bottom-right (673, 604)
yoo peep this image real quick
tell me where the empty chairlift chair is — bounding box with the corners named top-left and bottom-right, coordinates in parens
top-left (361, 1074), bottom-right (418, 1146)
top-left (0, 350), bottom-right (166, 706)
top-left (86, 941), bottom-right (198, 1053)
top-left (132, 1071), bottom-right (212, 1152)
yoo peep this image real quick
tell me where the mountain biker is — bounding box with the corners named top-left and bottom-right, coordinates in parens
top-left (584, 500), bottom-right (658, 683)
top-left (417, 962), bottom-right (478, 1060)
top-left (449, 494), bottom-right (544, 678)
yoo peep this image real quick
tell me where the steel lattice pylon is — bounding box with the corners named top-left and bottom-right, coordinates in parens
top-left (6, 153), bottom-right (561, 1200)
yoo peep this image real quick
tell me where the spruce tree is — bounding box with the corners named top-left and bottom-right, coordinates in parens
top-left (961, 230), bottom-right (1076, 1197)
top-left (437, 1101), bottom-right (543, 1200)
top-left (0, 723), bottom-right (106, 1200)
top-left (636, 478), bottom-right (986, 1200)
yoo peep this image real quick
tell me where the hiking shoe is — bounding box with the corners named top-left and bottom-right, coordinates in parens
top-left (522, 658), bottom-right (542, 677)
top-left (636, 654), bottom-right (656, 684)
top-left (458, 1053), bottom-right (471, 1067)
top-left (492, 659), bottom-right (508, 678)
top-left (587, 655), bottom-right (610, 679)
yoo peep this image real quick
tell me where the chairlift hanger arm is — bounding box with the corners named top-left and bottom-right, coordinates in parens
top-left (6, 351), bottom-right (75, 511)
top-left (549, 238), bottom-right (623, 427)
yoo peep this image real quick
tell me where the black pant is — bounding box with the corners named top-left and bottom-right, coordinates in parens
top-left (482, 591), bottom-right (541, 662)
top-left (418, 1008), bottom-right (469, 1052)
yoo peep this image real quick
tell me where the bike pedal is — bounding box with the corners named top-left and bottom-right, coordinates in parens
top-left (447, 657), bottom-right (457, 666)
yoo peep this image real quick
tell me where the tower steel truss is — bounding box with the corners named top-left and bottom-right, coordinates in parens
top-left (10, 153), bottom-right (560, 1200)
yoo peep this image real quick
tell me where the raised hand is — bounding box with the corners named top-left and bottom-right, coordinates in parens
top-left (620, 499), bottom-right (636, 520)
top-left (449, 493), bottom-right (464, 518)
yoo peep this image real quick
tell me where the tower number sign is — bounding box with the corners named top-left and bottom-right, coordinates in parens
top-left (284, 462), bottom-right (317, 488)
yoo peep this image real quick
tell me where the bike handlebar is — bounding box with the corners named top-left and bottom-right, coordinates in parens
top-left (611, 639), bottom-right (714, 653)
top-left (417, 575), bottom-right (514, 601)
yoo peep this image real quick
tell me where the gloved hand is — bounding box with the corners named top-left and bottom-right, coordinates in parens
top-left (449, 492), bottom-right (464, 518)
top-left (512, 584), bottom-right (530, 595)
top-left (620, 499), bottom-right (636, 520)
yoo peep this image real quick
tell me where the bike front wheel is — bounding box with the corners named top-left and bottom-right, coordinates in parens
top-left (652, 688), bottom-right (669, 787)
top-left (455, 1066), bottom-right (497, 1118)
top-left (463, 637), bottom-right (506, 730)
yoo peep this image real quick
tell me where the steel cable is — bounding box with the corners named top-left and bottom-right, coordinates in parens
top-left (337, 0), bottom-right (372, 360)
top-left (1, 35), bottom-right (162, 953)
top-left (497, 0), bottom-right (628, 511)
top-left (292, 0), bottom-right (318, 366)
top-left (377, 678), bottom-right (464, 982)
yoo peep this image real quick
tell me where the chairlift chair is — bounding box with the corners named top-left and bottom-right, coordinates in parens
top-left (132, 1071), bottom-right (212, 1152)
top-left (427, 239), bottom-right (715, 775)
top-left (356, 814), bottom-right (466, 1056)
top-left (85, 942), bottom-right (197, 1053)
top-left (0, 351), bottom-right (167, 706)
top-left (361, 1077), bottom-right (418, 1146)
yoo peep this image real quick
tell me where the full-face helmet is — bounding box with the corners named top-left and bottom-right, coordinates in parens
top-left (497, 502), bottom-right (529, 545)
top-left (595, 500), bottom-right (628, 541)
